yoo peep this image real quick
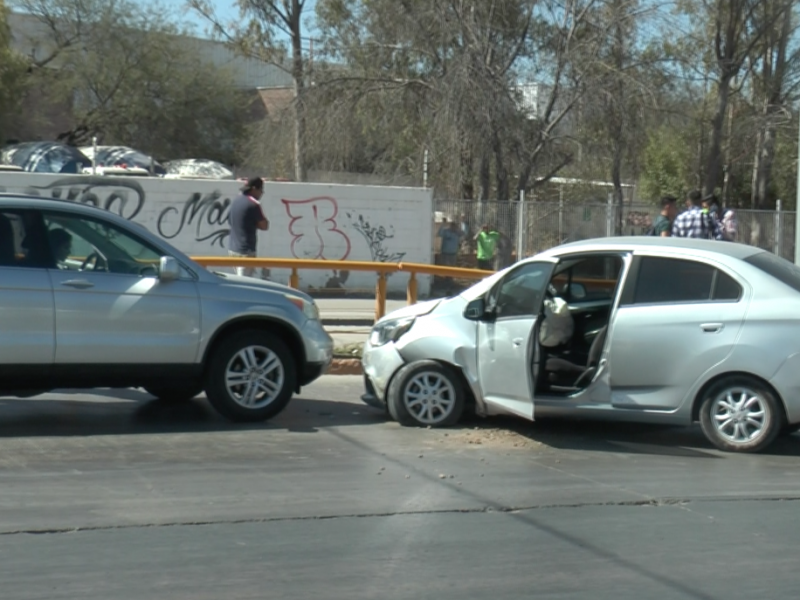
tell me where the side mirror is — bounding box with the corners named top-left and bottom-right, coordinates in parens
top-left (159, 256), bottom-right (180, 282)
top-left (464, 297), bottom-right (487, 321)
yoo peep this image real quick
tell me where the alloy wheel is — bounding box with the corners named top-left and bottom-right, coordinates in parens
top-left (710, 386), bottom-right (769, 445)
top-left (224, 344), bottom-right (285, 409)
top-left (402, 371), bottom-right (457, 425)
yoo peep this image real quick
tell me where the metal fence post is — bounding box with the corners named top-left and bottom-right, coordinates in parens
top-left (558, 191), bottom-right (564, 243)
top-left (775, 200), bottom-right (782, 257)
top-left (516, 190), bottom-right (525, 260)
top-left (606, 193), bottom-right (613, 238)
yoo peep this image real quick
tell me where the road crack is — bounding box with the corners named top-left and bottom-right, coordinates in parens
top-left (4, 495), bottom-right (800, 536)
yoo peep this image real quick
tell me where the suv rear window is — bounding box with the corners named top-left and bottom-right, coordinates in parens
top-left (744, 251), bottom-right (800, 293)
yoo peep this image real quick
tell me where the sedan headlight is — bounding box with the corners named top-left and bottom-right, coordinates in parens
top-left (285, 294), bottom-right (320, 320)
top-left (369, 317), bottom-right (415, 347)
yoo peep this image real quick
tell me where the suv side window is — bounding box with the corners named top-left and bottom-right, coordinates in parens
top-left (633, 256), bottom-right (742, 304)
top-left (0, 209), bottom-right (51, 269)
top-left (488, 262), bottom-right (553, 319)
top-left (42, 212), bottom-right (162, 276)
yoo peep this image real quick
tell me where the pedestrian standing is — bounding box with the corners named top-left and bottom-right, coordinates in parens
top-left (474, 224), bottom-right (501, 271)
top-left (228, 176), bottom-right (269, 277)
top-left (437, 219), bottom-right (463, 268)
top-left (494, 231), bottom-right (513, 270)
top-left (672, 190), bottom-right (724, 240)
top-left (721, 207), bottom-right (738, 242)
top-left (648, 195), bottom-right (678, 236)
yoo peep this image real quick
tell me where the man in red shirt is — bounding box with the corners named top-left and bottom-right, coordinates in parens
top-left (228, 177), bottom-right (269, 277)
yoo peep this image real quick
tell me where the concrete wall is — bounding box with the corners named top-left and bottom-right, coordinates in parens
top-left (0, 173), bottom-right (433, 295)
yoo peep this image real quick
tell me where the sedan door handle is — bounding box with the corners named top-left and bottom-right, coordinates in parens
top-left (61, 279), bottom-right (94, 290)
top-left (701, 323), bottom-right (724, 333)
top-left (512, 337), bottom-right (524, 346)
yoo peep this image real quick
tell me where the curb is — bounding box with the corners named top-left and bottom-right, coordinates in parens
top-left (328, 358), bottom-right (363, 375)
top-left (322, 319), bottom-right (374, 327)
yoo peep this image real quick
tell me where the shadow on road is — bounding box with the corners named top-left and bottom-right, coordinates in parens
top-left (0, 393), bottom-right (386, 438)
top-left (453, 412), bottom-right (800, 458)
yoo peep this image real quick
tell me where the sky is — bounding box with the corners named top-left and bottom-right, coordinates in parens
top-left (183, 0), bottom-right (319, 40)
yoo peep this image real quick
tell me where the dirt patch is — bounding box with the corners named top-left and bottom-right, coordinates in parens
top-left (328, 359), bottom-right (363, 375)
top-left (432, 424), bottom-right (546, 450)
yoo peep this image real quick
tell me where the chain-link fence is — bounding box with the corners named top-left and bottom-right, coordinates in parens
top-left (433, 198), bottom-right (797, 265)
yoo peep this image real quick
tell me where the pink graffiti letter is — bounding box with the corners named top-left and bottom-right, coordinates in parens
top-left (281, 196), bottom-right (351, 260)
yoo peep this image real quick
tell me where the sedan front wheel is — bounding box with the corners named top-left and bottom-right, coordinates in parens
top-left (699, 377), bottom-right (783, 453)
top-left (387, 360), bottom-right (465, 428)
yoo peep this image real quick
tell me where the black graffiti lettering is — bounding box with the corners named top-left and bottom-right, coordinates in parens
top-left (156, 190), bottom-right (231, 248)
top-left (346, 212), bottom-right (406, 264)
top-left (23, 176), bottom-right (145, 220)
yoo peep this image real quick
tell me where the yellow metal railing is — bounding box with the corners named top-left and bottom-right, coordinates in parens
top-left (191, 257), bottom-right (494, 321)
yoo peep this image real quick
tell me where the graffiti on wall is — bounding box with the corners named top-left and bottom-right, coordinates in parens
top-left (282, 196), bottom-right (352, 260)
top-left (157, 190), bottom-right (231, 247)
top-left (0, 176), bottom-right (146, 220)
top-left (346, 212), bottom-right (407, 263)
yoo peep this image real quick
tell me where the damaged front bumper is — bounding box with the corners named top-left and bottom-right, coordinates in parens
top-left (360, 339), bottom-right (406, 408)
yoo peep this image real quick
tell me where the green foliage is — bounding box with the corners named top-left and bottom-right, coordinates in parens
top-left (9, 0), bottom-right (247, 162)
top-left (639, 126), bottom-right (694, 201)
top-left (0, 0), bottom-right (28, 143)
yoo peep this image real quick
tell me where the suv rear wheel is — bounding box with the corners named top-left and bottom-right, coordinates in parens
top-left (205, 331), bottom-right (296, 422)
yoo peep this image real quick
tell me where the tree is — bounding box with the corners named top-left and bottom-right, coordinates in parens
top-left (313, 0), bottom-right (608, 201)
top-left (583, 0), bottom-right (660, 231)
top-left (0, 0), bottom-right (28, 143)
top-left (639, 125), bottom-right (694, 200)
top-left (749, 1), bottom-right (798, 208)
top-left (674, 0), bottom-right (790, 197)
top-left (189, 0), bottom-right (312, 181)
top-left (9, 0), bottom-right (246, 162)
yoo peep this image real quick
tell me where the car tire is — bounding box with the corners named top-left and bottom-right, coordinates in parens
top-left (387, 360), bottom-right (464, 428)
top-left (204, 331), bottom-right (296, 422)
top-left (699, 376), bottom-right (783, 453)
top-left (144, 385), bottom-right (203, 403)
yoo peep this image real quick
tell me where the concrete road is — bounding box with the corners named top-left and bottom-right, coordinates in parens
top-left (3, 378), bottom-right (800, 599)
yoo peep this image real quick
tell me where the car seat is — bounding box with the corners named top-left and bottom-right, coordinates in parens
top-left (545, 325), bottom-right (607, 390)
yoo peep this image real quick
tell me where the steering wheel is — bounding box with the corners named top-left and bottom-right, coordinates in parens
top-left (80, 249), bottom-right (108, 272)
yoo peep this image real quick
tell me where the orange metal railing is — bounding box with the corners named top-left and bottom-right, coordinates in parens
top-left (191, 257), bottom-right (494, 321)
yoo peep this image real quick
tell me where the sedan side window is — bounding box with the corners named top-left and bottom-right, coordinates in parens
top-left (633, 257), bottom-right (742, 304)
top-left (42, 212), bottom-right (162, 277)
top-left (488, 262), bottom-right (552, 319)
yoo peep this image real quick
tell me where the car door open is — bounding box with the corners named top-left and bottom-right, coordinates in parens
top-left (475, 260), bottom-right (556, 419)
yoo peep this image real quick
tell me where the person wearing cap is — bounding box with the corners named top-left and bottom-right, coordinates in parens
top-left (228, 176), bottom-right (269, 277)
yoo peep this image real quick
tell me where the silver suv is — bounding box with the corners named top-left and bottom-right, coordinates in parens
top-left (0, 194), bottom-right (333, 421)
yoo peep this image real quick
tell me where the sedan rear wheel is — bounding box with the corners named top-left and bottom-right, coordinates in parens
top-left (387, 360), bottom-right (464, 428)
top-left (699, 377), bottom-right (783, 453)
top-left (205, 331), bottom-right (296, 422)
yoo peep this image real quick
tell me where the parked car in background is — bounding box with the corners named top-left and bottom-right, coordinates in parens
top-left (362, 237), bottom-right (800, 453)
top-left (0, 194), bottom-right (332, 421)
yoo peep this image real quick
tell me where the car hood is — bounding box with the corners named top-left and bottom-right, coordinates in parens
top-left (211, 271), bottom-right (312, 300)
top-left (378, 298), bottom-right (443, 323)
